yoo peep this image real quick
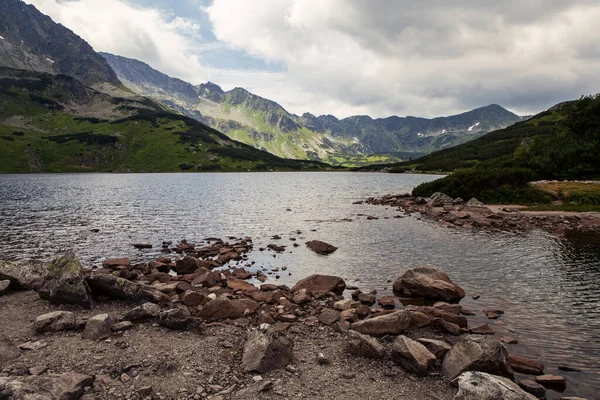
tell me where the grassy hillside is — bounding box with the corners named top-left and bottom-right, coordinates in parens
top-left (0, 67), bottom-right (332, 173)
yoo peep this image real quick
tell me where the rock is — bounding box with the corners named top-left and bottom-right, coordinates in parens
top-left (122, 302), bottom-right (161, 321)
top-left (431, 318), bottom-right (461, 335)
top-left (34, 311), bottom-right (76, 333)
top-left (518, 379), bottom-right (546, 398)
top-left (111, 321), bottom-right (134, 332)
top-left (242, 331), bottom-right (294, 373)
top-left (279, 314), bottom-right (297, 323)
top-left (466, 198), bottom-right (485, 207)
top-left (4, 372), bottom-right (94, 400)
top-left (442, 335), bottom-right (513, 380)
top-left (103, 257), bottom-right (130, 268)
top-left (357, 292), bottom-right (376, 305)
top-left (333, 299), bottom-right (352, 311)
top-left (339, 309), bottom-right (356, 321)
top-left (377, 296), bottom-right (396, 308)
top-left (434, 309), bottom-right (468, 328)
top-left (430, 192), bottom-right (454, 206)
top-left (499, 336), bottom-right (519, 344)
top-left (0, 260), bottom-right (46, 290)
top-left (483, 309), bottom-right (504, 319)
top-left (391, 335), bottom-right (436, 376)
top-left (191, 268), bottom-right (220, 288)
top-left (345, 332), bottom-right (385, 359)
top-left (393, 265), bottom-right (465, 302)
top-left (350, 310), bottom-right (411, 336)
top-left (138, 386), bottom-right (153, 398)
top-left (534, 374), bottom-right (566, 387)
top-left (317, 353), bottom-right (330, 365)
top-left (230, 299), bottom-right (260, 317)
top-left (408, 311), bottom-right (431, 328)
top-left (18, 340), bottom-right (49, 351)
top-left (291, 274), bottom-right (346, 295)
top-left (0, 279), bottom-right (9, 295)
top-left (292, 290), bottom-right (311, 305)
top-left (470, 323), bottom-right (495, 335)
top-left (226, 277), bottom-right (258, 293)
top-left (454, 371), bottom-right (538, 400)
top-left (0, 342), bottom-right (21, 366)
top-left (355, 304), bottom-right (370, 319)
top-left (158, 308), bottom-right (191, 330)
top-left (318, 309), bottom-right (340, 326)
top-left (181, 290), bottom-right (208, 307)
top-left (197, 298), bottom-right (236, 321)
top-left (86, 274), bottom-right (166, 304)
top-left (82, 314), bottom-right (115, 341)
top-left (38, 251), bottom-right (92, 308)
top-left (434, 301), bottom-right (462, 314)
top-left (508, 354), bottom-right (545, 375)
top-left (305, 240), bottom-right (338, 255)
top-left (237, 380), bottom-right (274, 397)
top-left (29, 366), bottom-right (48, 376)
top-left (416, 338), bottom-right (451, 359)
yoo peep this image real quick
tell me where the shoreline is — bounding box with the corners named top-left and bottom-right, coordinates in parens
top-left (0, 239), bottom-right (582, 399)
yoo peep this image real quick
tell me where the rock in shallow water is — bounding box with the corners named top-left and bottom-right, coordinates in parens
top-left (305, 240), bottom-right (338, 255)
top-left (442, 335), bottom-right (513, 381)
top-left (393, 265), bottom-right (465, 303)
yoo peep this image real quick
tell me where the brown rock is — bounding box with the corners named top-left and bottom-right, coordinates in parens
top-left (226, 277), bottom-right (258, 293)
top-left (339, 309), bottom-right (356, 321)
top-left (279, 314), bottom-right (297, 323)
top-left (111, 321), bottom-right (134, 332)
top-left (346, 332), bottom-right (385, 359)
top-left (483, 309), bottom-right (504, 319)
top-left (499, 336), bottom-right (519, 344)
top-left (333, 299), bottom-right (352, 311)
top-left (305, 240), bottom-right (338, 255)
top-left (242, 331), bottom-right (294, 373)
top-left (0, 342), bottom-right (21, 366)
top-left (433, 309), bottom-right (468, 328)
top-left (518, 379), bottom-right (546, 398)
top-left (355, 304), bottom-right (370, 319)
top-left (291, 274), bottom-right (345, 295)
top-left (433, 301), bottom-right (462, 315)
top-left (416, 338), bottom-right (451, 358)
top-left (197, 298), bottom-right (236, 321)
top-left (392, 265), bottom-right (465, 302)
top-left (430, 318), bottom-right (461, 335)
top-left (181, 291), bottom-right (208, 307)
top-left (191, 268), bottom-right (219, 288)
top-left (0, 279), bottom-right (9, 295)
top-left (318, 309), bottom-right (340, 326)
top-left (82, 314), bottom-right (115, 341)
top-left (391, 335), bottom-right (436, 376)
top-left (34, 311), bottom-right (76, 333)
top-left (377, 296), bottom-right (396, 309)
top-left (350, 310), bottom-right (411, 337)
top-left (535, 374), bottom-right (566, 387)
top-left (133, 243), bottom-right (152, 249)
top-left (470, 323), bottom-right (495, 335)
top-left (122, 302), bottom-right (160, 321)
top-left (509, 355), bottom-right (545, 375)
top-left (230, 299), bottom-right (260, 317)
top-left (441, 335), bottom-right (513, 380)
top-left (357, 292), bottom-right (376, 305)
top-left (29, 366), bottom-right (48, 376)
top-left (103, 258), bottom-right (130, 268)
top-left (408, 311), bottom-right (431, 328)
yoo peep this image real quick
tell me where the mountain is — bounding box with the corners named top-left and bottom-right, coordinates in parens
top-left (101, 53), bottom-right (522, 166)
top-left (0, 67), bottom-right (330, 173)
top-left (0, 0), bottom-right (121, 87)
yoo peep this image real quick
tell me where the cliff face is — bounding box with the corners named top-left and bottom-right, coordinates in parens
top-left (0, 0), bottom-right (121, 87)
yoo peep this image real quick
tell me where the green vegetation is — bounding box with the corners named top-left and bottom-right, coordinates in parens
top-left (410, 95), bottom-right (600, 205)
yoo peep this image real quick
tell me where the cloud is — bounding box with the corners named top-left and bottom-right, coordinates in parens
top-left (206, 0), bottom-right (600, 117)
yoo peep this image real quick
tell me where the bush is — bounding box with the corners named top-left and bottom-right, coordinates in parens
top-left (412, 167), bottom-right (552, 204)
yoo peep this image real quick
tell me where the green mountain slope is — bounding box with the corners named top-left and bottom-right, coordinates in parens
top-left (0, 67), bottom-right (330, 173)
top-left (101, 53), bottom-right (522, 166)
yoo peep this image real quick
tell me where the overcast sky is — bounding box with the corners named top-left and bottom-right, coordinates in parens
top-left (25, 0), bottom-right (600, 118)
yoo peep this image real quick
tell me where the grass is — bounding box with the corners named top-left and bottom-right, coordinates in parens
top-left (533, 181), bottom-right (600, 198)
top-left (525, 204), bottom-right (600, 212)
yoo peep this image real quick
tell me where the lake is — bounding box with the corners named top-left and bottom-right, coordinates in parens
top-left (0, 172), bottom-right (598, 399)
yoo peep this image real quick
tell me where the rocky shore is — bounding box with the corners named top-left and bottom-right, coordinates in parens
top-left (0, 238), bottom-right (585, 400)
top-left (364, 192), bottom-right (600, 236)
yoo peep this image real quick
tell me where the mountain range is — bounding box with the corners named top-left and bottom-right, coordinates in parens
top-left (102, 53), bottom-right (523, 166)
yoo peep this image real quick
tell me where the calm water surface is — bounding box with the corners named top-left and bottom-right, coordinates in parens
top-left (1, 172), bottom-right (599, 399)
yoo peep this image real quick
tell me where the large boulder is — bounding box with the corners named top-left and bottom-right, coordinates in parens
top-left (442, 335), bottom-right (513, 380)
top-left (38, 251), bottom-right (92, 308)
top-left (393, 265), bottom-right (465, 302)
top-left (0, 372), bottom-right (94, 400)
top-left (82, 314), bottom-right (115, 341)
top-left (305, 240), bottom-right (338, 255)
top-left (0, 260), bottom-right (46, 290)
top-left (291, 274), bottom-right (345, 295)
top-left (34, 311), bottom-right (76, 333)
top-left (350, 310), bottom-right (411, 337)
top-left (86, 274), bottom-right (166, 304)
top-left (454, 371), bottom-right (537, 400)
top-left (345, 332), bottom-right (385, 359)
top-left (391, 336), bottom-right (437, 376)
top-left (430, 192), bottom-right (454, 207)
top-left (241, 331), bottom-right (294, 373)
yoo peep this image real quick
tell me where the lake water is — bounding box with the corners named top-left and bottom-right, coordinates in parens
top-left (0, 172), bottom-right (598, 399)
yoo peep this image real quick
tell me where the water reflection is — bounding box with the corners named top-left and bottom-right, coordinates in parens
top-left (0, 172), bottom-right (598, 398)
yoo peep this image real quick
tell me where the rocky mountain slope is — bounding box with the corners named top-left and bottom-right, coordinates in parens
top-left (0, 0), bottom-right (121, 87)
top-left (0, 67), bottom-right (329, 173)
top-left (102, 52), bottom-right (522, 166)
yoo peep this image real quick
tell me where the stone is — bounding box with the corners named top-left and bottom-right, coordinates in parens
top-left (37, 251), bottom-right (92, 308)
top-left (318, 309), bottom-right (340, 326)
top-left (29, 366), bottom-right (48, 376)
top-left (442, 335), bottom-right (513, 380)
top-left (317, 353), bottom-right (330, 365)
top-left (181, 290), bottom-right (208, 307)
top-left (416, 338), bottom-right (451, 359)
top-left (466, 198), bottom-right (485, 207)
top-left (82, 314), bottom-right (115, 341)
top-left (0, 372), bottom-right (94, 400)
top-left (534, 374), bottom-right (566, 387)
top-left (430, 192), bottom-right (454, 206)
top-left (18, 340), bottom-right (49, 351)
top-left (138, 386), bottom-right (153, 398)
top-left (483, 309), bottom-right (504, 319)
top-left (292, 290), bottom-right (311, 305)
top-left (409, 311), bottom-right (431, 328)
top-left (508, 354), bottom-right (545, 375)
top-left (279, 314), bottom-right (297, 323)
top-left (345, 332), bottom-right (385, 359)
top-left (518, 379), bottom-right (546, 398)
top-left (103, 257), bottom-right (130, 268)
top-left (339, 308), bottom-right (356, 321)
top-left (191, 268), bottom-right (220, 288)
top-left (175, 257), bottom-right (210, 274)
top-left (391, 335), bottom-right (436, 376)
top-left (377, 296), bottom-right (396, 308)
top-left (434, 301), bottom-right (462, 314)
top-left (0, 260), bottom-right (46, 290)
top-left (350, 310), bottom-right (411, 336)
top-left (434, 309), bottom-right (468, 328)
top-left (122, 302), bottom-right (160, 321)
top-left (34, 311), bottom-right (76, 333)
top-left (431, 318), bottom-right (461, 335)
top-left (470, 323), bottom-right (495, 335)
top-left (111, 321), bottom-right (134, 332)
top-left (230, 299), bottom-right (260, 317)
top-left (333, 299), bottom-right (352, 311)
top-left (393, 265), bottom-right (465, 302)
top-left (305, 240), bottom-right (338, 255)
top-left (355, 304), bottom-right (370, 319)
top-left (357, 292), bottom-right (376, 305)
top-left (226, 277), bottom-right (258, 293)
top-left (0, 342), bottom-right (21, 366)
top-left (290, 274), bottom-right (346, 295)
top-left (0, 279), bottom-right (9, 295)
top-left (86, 274), bottom-right (166, 304)
top-left (454, 371), bottom-right (538, 400)
top-left (197, 298), bottom-right (236, 321)
top-left (158, 308), bottom-right (191, 330)
top-left (242, 331), bottom-right (294, 373)
top-left (499, 336), bottom-right (519, 344)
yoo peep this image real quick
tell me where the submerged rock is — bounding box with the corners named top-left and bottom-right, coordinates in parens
top-left (305, 240), bottom-right (338, 255)
top-left (291, 274), bottom-right (345, 295)
top-left (454, 371), bottom-right (537, 400)
top-left (38, 251), bottom-right (92, 308)
top-left (442, 335), bottom-right (512, 380)
top-left (393, 265), bottom-right (465, 302)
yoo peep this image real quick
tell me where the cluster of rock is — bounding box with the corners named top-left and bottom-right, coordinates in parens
top-left (365, 192), bottom-right (600, 235)
top-left (0, 244), bottom-right (580, 399)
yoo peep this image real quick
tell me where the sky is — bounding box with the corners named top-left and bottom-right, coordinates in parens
top-left (24, 0), bottom-right (600, 119)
